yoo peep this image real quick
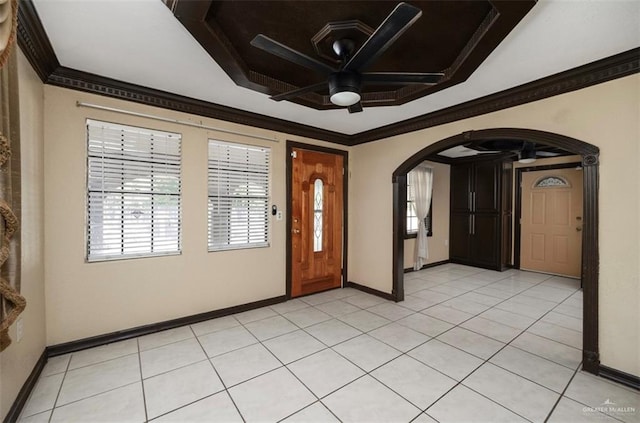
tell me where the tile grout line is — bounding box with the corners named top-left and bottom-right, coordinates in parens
top-left (144, 326), bottom-right (250, 422)
top-left (225, 301), bottom-right (346, 421)
top-left (421, 276), bottom-right (581, 422)
top-left (44, 381), bottom-right (143, 419)
top-left (191, 324), bottom-right (247, 423)
top-left (398, 271), bottom-right (566, 421)
top-left (242, 288), bottom-right (429, 419)
top-left (26, 266), bottom-right (592, 423)
top-left (235, 315), bottom-right (345, 422)
top-left (306, 271), bottom-right (553, 419)
top-left (283, 269), bottom-right (573, 417)
top-left (543, 364), bottom-right (582, 423)
top-left (56, 347), bottom-right (139, 374)
top-left (136, 338), bottom-right (149, 423)
top-left (144, 272), bottom-right (560, 418)
top-left (46, 353), bottom-right (72, 422)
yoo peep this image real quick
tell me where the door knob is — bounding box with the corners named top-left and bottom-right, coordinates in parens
top-left (293, 229), bottom-right (300, 234)
top-left (576, 227), bottom-right (582, 232)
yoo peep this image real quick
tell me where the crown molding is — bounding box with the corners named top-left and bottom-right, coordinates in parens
top-left (45, 66), bottom-right (352, 144)
top-left (16, 0), bottom-right (59, 81)
top-left (16, 0), bottom-right (640, 146)
top-left (16, 0), bottom-right (351, 145)
top-left (351, 48), bottom-right (640, 144)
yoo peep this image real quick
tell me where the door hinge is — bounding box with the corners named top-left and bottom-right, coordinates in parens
top-left (291, 151), bottom-right (297, 158)
top-left (342, 168), bottom-right (345, 175)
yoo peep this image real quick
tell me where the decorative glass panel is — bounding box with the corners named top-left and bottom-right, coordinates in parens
top-left (535, 176), bottom-right (569, 188)
top-left (313, 179), bottom-right (323, 252)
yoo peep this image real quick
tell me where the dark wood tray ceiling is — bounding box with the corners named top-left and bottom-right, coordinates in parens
top-left (429, 139), bottom-right (574, 164)
top-left (168, 0), bottom-right (536, 110)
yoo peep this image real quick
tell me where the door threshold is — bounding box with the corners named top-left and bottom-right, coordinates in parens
top-left (519, 268), bottom-right (581, 280)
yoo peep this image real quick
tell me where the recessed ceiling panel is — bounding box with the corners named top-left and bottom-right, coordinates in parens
top-left (169, 0), bottom-right (535, 110)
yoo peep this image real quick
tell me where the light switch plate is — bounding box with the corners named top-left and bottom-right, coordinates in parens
top-left (276, 210), bottom-right (283, 221)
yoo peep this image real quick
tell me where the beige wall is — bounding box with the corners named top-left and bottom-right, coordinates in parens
top-left (43, 86), bottom-right (350, 345)
top-left (403, 161), bottom-right (450, 269)
top-left (348, 75), bottom-right (640, 377)
top-left (28, 66), bottom-right (640, 380)
top-left (0, 51), bottom-right (47, 420)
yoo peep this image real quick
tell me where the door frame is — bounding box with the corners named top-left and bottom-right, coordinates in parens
top-left (391, 128), bottom-right (600, 375)
top-left (286, 141), bottom-right (349, 299)
top-left (514, 162), bottom-right (582, 271)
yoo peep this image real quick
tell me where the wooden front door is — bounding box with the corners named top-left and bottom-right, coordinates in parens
top-left (520, 168), bottom-right (583, 278)
top-left (290, 148), bottom-right (344, 297)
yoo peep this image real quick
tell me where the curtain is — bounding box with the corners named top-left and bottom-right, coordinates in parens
top-left (0, 0), bottom-right (25, 352)
top-left (408, 164), bottom-right (433, 271)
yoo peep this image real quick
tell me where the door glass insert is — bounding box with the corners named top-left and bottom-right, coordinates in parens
top-left (534, 176), bottom-right (569, 188)
top-left (313, 178), bottom-right (323, 252)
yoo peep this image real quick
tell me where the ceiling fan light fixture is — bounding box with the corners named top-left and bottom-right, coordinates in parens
top-left (518, 147), bottom-right (537, 164)
top-left (329, 72), bottom-right (361, 107)
top-left (330, 91), bottom-right (361, 107)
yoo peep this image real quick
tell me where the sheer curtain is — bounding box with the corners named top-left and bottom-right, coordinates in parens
top-left (0, 1), bottom-right (25, 352)
top-left (408, 164), bottom-right (433, 271)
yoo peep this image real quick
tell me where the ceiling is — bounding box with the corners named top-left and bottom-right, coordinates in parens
top-left (436, 140), bottom-right (570, 160)
top-left (169, 1), bottom-right (534, 110)
top-left (31, 0), bottom-right (640, 136)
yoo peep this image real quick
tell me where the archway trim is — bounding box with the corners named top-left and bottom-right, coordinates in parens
top-left (391, 128), bottom-right (600, 375)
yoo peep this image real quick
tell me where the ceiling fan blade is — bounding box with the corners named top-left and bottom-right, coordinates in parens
top-left (251, 34), bottom-right (336, 75)
top-left (348, 102), bottom-right (363, 113)
top-left (345, 2), bottom-right (422, 72)
top-left (362, 72), bottom-right (444, 85)
top-left (270, 82), bottom-right (327, 102)
top-left (536, 151), bottom-right (562, 157)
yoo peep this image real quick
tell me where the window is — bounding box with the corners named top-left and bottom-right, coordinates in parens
top-left (208, 140), bottom-right (270, 251)
top-left (406, 185), bottom-right (420, 234)
top-left (86, 120), bottom-right (182, 261)
top-left (406, 169), bottom-right (433, 238)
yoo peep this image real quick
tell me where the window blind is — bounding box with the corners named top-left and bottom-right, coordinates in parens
top-left (208, 140), bottom-right (270, 251)
top-left (86, 120), bottom-right (182, 261)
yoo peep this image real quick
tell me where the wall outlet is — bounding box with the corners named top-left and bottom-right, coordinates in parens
top-left (276, 210), bottom-right (283, 221)
top-left (445, 239), bottom-right (449, 247)
top-left (16, 318), bottom-right (24, 342)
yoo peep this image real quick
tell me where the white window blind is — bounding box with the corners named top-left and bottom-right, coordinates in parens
top-left (208, 140), bottom-right (270, 251)
top-left (86, 119), bottom-right (182, 261)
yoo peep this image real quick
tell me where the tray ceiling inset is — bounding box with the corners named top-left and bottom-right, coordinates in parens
top-left (167, 0), bottom-right (536, 110)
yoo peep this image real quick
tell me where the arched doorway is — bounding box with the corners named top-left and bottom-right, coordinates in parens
top-left (391, 128), bottom-right (600, 375)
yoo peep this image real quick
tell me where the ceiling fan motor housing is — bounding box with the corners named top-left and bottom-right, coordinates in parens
top-left (329, 71), bottom-right (362, 106)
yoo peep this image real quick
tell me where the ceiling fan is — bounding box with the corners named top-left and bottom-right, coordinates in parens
top-left (470, 140), bottom-right (562, 163)
top-left (250, 2), bottom-right (444, 113)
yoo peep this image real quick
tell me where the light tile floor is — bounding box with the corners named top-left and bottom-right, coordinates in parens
top-left (19, 264), bottom-right (639, 422)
